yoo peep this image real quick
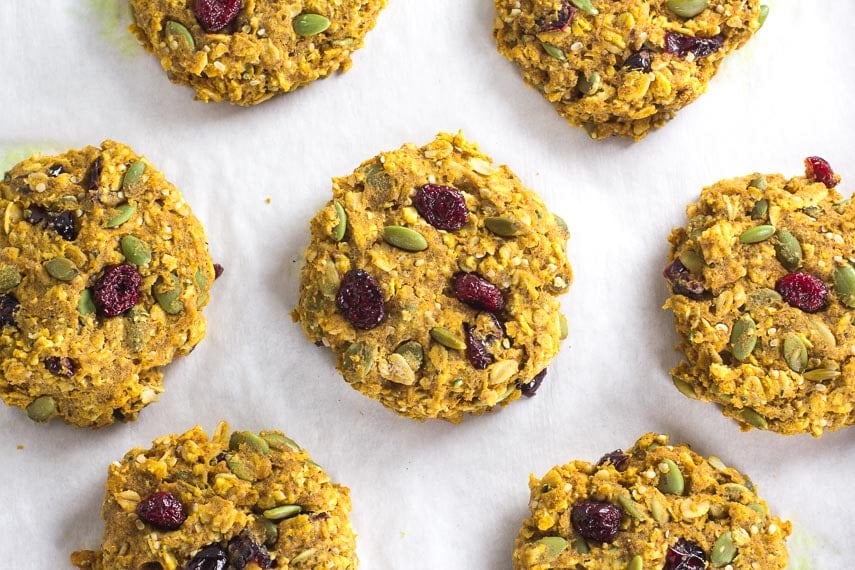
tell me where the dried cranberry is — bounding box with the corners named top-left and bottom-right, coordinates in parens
top-left (186, 545), bottom-right (228, 570)
top-left (775, 272), bottom-right (828, 313)
top-left (136, 491), bottom-right (187, 531)
top-left (25, 205), bottom-right (48, 225)
top-left (464, 322), bottom-right (494, 369)
top-left (624, 49), bottom-right (653, 72)
top-left (47, 164), bottom-right (64, 177)
top-left (336, 269), bottom-right (385, 330)
top-left (804, 156), bottom-right (840, 188)
top-left (519, 369), bottom-right (546, 397)
top-left (664, 31), bottom-right (724, 58)
top-left (570, 500), bottom-right (621, 543)
top-left (597, 450), bottom-right (629, 472)
top-left (213, 263), bottom-right (224, 279)
top-left (0, 294), bottom-right (20, 328)
top-left (92, 264), bottom-right (142, 317)
top-left (227, 532), bottom-right (272, 569)
top-left (413, 184), bottom-right (469, 231)
top-left (665, 538), bottom-right (706, 570)
top-left (194, 0), bottom-right (242, 32)
top-left (663, 259), bottom-right (708, 300)
top-left (44, 356), bottom-right (76, 377)
top-left (84, 156), bottom-right (102, 191)
top-left (451, 272), bottom-right (504, 313)
top-left (536, 1), bottom-right (576, 31)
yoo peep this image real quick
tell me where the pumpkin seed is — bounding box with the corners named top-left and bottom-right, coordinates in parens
top-left (774, 230), bottom-right (802, 270)
top-left (750, 198), bottom-right (766, 219)
top-left (558, 313), bottom-right (568, 340)
top-left (78, 289), bottom-right (96, 316)
top-left (759, 5), bottom-right (769, 26)
top-left (430, 327), bottom-right (466, 351)
top-left (730, 315), bottom-right (757, 361)
top-left (541, 41), bottom-right (566, 61)
top-left (782, 333), bottom-right (808, 373)
top-left (383, 225), bottom-right (428, 252)
top-left (261, 432), bottom-right (301, 452)
top-left (740, 225), bottom-right (775, 244)
top-left (657, 459), bottom-right (685, 495)
top-left (576, 71), bottom-right (601, 95)
top-left (26, 395), bottom-right (56, 422)
top-left (651, 494), bottom-right (670, 524)
top-left (749, 175), bottom-right (767, 190)
top-left (834, 264), bottom-right (855, 308)
top-left (747, 503), bottom-right (766, 519)
top-left (571, 536), bottom-right (589, 554)
top-left (722, 483), bottom-right (750, 502)
top-left (834, 199), bottom-right (850, 215)
top-left (44, 257), bottom-right (78, 281)
top-left (383, 353), bottom-right (416, 385)
top-left (672, 377), bottom-right (696, 399)
top-left (263, 504), bottom-right (302, 520)
top-left (226, 456), bottom-right (256, 481)
top-left (484, 216), bottom-right (520, 237)
top-left (195, 267), bottom-right (209, 307)
top-left (307, 460), bottom-right (323, 469)
top-left (745, 287), bottom-right (781, 310)
top-left (106, 203), bottom-right (137, 228)
top-left (452, 379), bottom-right (464, 388)
top-left (290, 549), bottom-right (316, 564)
top-left (802, 205), bottom-right (823, 218)
top-left (120, 235), bottom-right (152, 266)
top-left (124, 307), bottom-right (148, 352)
top-left (122, 161), bottom-right (146, 193)
top-left (261, 517), bottom-right (278, 546)
top-left (628, 555), bottom-right (644, 570)
top-left (666, 0), bottom-right (708, 18)
top-left (0, 266), bottom-right (22, 291)
top-left (343, 342), bottom-right (375, 376)
top-left (332, 202), bottom-right (346, 242)
top-left (154, 273), bottom-right (183, 315)
top-left (553, 214), bottom-right (568, 233)
top-left (320, 259), bottom-right (340, 298)
top-left (617, 493), bottom-right (644, 520)
top-left (570, 0), bottom-right (598, 15)
top-left (536, 537), bottom-right (568, 558)
top-left (229, 431), bottom-right (270, 455)
top-left (711, 532), bottom-right (737, 567)
top-left (803, 368), bottom-right (840, 382)
top-left (740, 408), bottom-right (768, 430)
top-left (165, 20), bottom-right (195, 50)
top-left (678, 250), bottom-right (705, 274)
top-left (394, 340), bottom-right (424, 371)
top-left (293, 13), bottom-right (331, 36)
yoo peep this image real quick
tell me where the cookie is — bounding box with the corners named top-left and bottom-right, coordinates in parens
top-left (294, 132), bottom-right (572, 422)
top-left (493, 0), bottom-right (766, 140)
top-left (513, 432), bottom-right (790, 569)
top-left (0, 141), bottom-right (214, 428)
top-left (71, 422), bottom-right (357, 569)
top-left (664, 156), bottom-right (855, 437)
top-left (129, 0), bottom-right (387, 105)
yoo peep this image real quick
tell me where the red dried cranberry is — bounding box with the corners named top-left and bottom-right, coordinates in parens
top-left (84, 156), bottom-right (102, 191)
top-left (451, 272), bottom-right (504, 313)
top-left (664, 31), bottom-right (724, 58)
top-left (775, 272), bottom-right (828, 313)
top-left (536, 1), bottom-right (576, 31)
top-left (186, 545), bottom-right (228, 570)
top-left (464, 322), bottom-right (494, 369)
top-left (336, 269), bottom-right (385, 330)
top-left (571, 500), bottom-right (621, 543)
top-left (227, 532), bottom-right (272, 569)
top-left (213, 263), bottom-right (224, 279)
top-left (44, 356), bottom-right (76, 377)
top-left (136, 491), bottom-right (187, 531)
top-left (92, 264), bottom-right (142, 317)
top-left (194, 0), bottom-right (242, 32)
top-left (804, 156), bottom-right (840, 188)
top-left (0, 294), bottom-right (20, 328)
top-left (624, 49), bottom-right (653, 72)
top-left (597, 450), bottom-right (629, 472)
top-left (519, 369), bottom-right (546, 397)
top-left (663, 259), bottom-right (708, 300)
top-left (413, 184), bottom-right (469, 231)
top-left (665, 538), bottom-right (706, 570)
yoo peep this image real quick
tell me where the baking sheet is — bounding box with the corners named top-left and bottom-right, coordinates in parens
top-left (1, 0), bottom-right (853, 567)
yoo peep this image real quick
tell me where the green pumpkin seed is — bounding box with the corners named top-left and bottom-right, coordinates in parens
top-left (782, 333), bottom-right (808, 373)
top-left (124, 307), bottom-right (148, 352)
top-left (430, 327), bottom-right (466, 351)
top-left (750, 199), bottom-right (768, 220)
top-left (120, 235), bottom-right (152, 266)
top-left (802, 205), bottom-right (823, 218)
top-left (536, 537), bottom-right (568, 558)
top-left (722, 483), bottom-right (750, 502)
top-left (44, 257), bottom-right (78, 281)
top-left (383, 225), bottom-right (428, 252)
top-left (106, 203), bottom-right (137, 228)
top-left (576, 71), bottom-right (601, 95)
top-left (672, 377), bottom-right (696, 399)
top-left (541, 41), bottom-right (566, 61)
top-left (759, 5), bottom-right (769, 27)
top-left (394, 340), bottom-right (424, 371)
top-left (263, 504), bottom-right (302, 520)
top-left (307, 459), bottom-right (323, 469)
top-left (558, 313), bottom-right (568, 340)
top-left (226, 455), bottom-right (256, 481)
top-left (332, 202), bottom-right (346, 242)
top-left (154, 273), bottom-right (183, 315)
top-left (290, 549), bottom-right (316, 564)
top-left (261, 517), bottom-right (278, 546)
top-left (553, 214), bottom-right (568, 233)
top-left (293, 13), bottom-right (331, 36)
top-left (803, 368), bottom-right (841, 382)
top-left (78, 289), bottom-right (96, 316)
top-left (730, 315), bottom-right (757, 362)
top-left (229, 431), bottom-right (270, 455)
top-left (484, 216), bottom-right (520, 237)
top-left (165, 20), bottom-right (195, 50)
top-left (747, 502), bottom-right (766, 519)
top-left (628, 555), bottom-right (644, 570)
top-left (452, 379), bottom-right (464, 388)
top-left (320, 259), bottom-right (340, 299)
top-left (749, 175), bottom-right (768, 191)
top-left (834, 199), bottom-right (850, 215)
top-left (666, 0), bottom-right (708, 18)
top-left (745, 287), bottom-right (781, 310)
top-left (657, 459), bottom-right (685, 495)
top-left (26, 395), bottom-right (56, 422)
top-left (261, 432), bottom-right (301, 452)
top-left (740, 225), bottom-right (775, 244)
top-left (617, 493), bottom-right (644, 521)
top-left (834, 264), bottom-right (855, 308)
top-left (195, 267), bottom-right (209, 307)
top-left (571, 536), bottom-right (589, 554)
top-left (343, 342), bottom-right (375, 376)
top-left (651, 494), bottom-right (670, 524)
top-left (122, 161), bottom-right (146, 193)
top-left (678, 250), bottom-right (705, 274)
top-left (570, 0), bottom-right (598, 15)
top-left (0, 266), bottom-right (22, 291)
top-left (774, 230), bottom-right (802, 270)
top-left (711, 532), bottom-right (737, 567)
top-left (740, 408), bottom-right (768, 430)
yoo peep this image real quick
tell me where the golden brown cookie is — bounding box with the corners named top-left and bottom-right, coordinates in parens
top-left (0, 141), bottom-right (214, 428)
top-left (664, 156), bottom-right (855, 436)
top-left (71, 422), bottom-right (357, 569)
top-left (294, 132), bottom-right (572, 422)
top-left (493, 0), bottom-right (767, 140)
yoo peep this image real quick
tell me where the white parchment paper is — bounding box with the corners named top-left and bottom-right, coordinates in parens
top-left (0, 1), bottom-right (853, 568)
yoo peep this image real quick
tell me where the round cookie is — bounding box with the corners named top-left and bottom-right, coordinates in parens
top-left (664, 157), bottom-right (855, 436)
top-left (513, 433), bottom-right (790, 569)
top-left (294, 132), bottom-right (572, 422)
top-left (0, 141), bottom-right (214, 428)
top-left (71, 422), bottom-right (357, 569)
top-left (129, 0), bottom-right (387, 105)
top-left (493, 0), bottom-right (766, 140)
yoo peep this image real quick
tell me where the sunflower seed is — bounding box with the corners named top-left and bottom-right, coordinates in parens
top-left (803, 368), bottom-right (840, 382)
